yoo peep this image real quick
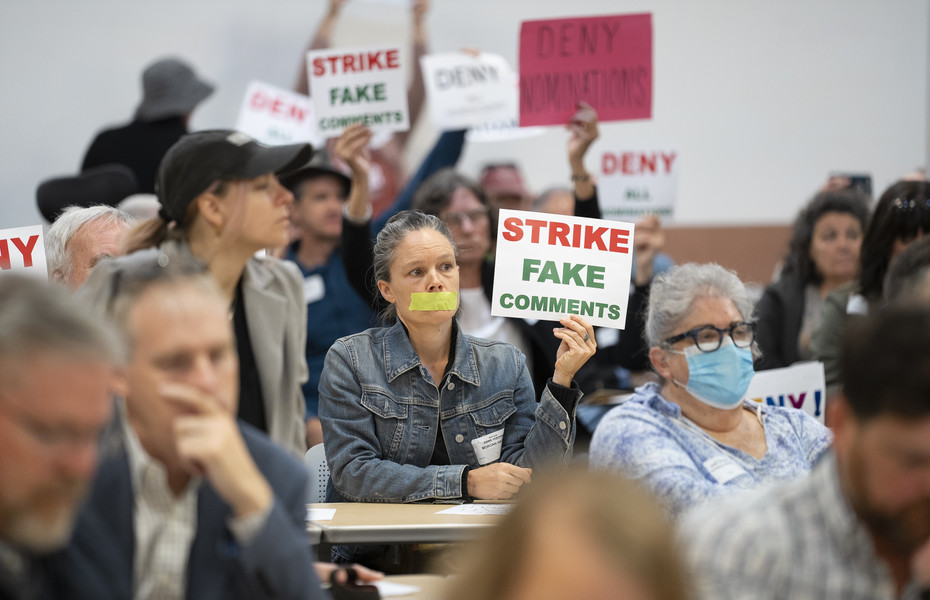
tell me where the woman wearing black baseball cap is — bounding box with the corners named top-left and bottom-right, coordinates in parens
top-left (118, 129), bottom-right (315, 456)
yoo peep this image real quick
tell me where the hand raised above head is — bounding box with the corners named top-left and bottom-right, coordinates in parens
top-left (333, 124), bottom-right (372, 176)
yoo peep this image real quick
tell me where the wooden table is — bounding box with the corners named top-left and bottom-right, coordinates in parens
top-left (306, 502), bottom-right (502, 544)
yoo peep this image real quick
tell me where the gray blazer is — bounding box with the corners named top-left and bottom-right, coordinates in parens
top-left (81, 242), bottom-right (308, 456)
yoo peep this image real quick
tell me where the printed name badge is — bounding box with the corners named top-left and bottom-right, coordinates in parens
top-left (471, 429), bottom-right (504, 465)
top-left (702, 455), bottom-right (747, 484)
top-left (303, 274), bottom-right (325, 304)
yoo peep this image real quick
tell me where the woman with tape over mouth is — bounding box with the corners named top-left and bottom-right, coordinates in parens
top-left (318, 210), bottom-right (595, 564)
top-left (589, 263), bottom-right (831, 519)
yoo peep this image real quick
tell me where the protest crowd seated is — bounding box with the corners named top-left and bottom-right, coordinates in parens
top-left (9, 3), bottom-right (930, 598)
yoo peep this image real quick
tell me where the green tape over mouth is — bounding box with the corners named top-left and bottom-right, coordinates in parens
top-left (409, 292), bottom-right (458, 311)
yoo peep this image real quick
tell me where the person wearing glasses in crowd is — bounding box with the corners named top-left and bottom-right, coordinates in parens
top-left (590, 263), bottom-right (831, 519)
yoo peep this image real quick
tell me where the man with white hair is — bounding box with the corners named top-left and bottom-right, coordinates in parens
top-left (45, 205), bottom-right (134, 288)
top-left (0, 275), bottom-right (120, 600)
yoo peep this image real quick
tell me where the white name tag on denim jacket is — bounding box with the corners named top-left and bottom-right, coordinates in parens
top-left (702, 455), bottom-right (746, 484)
top-left (303, 274), bottom-right (325, 304)
top-left (471, 429), bottom-right (504, 465)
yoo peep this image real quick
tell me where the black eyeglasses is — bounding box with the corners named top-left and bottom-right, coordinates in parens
top-left (664, 322), bottom-right (756, 353)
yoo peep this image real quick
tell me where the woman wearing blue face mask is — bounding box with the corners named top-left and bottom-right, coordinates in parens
top-left (589, 263), bottom-right (831, 519)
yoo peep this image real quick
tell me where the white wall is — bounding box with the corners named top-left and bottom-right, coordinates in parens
top-left (0, 0), bottom-right (926, 229)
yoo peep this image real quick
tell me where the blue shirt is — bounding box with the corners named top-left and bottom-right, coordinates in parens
top-left (589, 382), bottom-right (831, 518)
top-left (286, 244), bottom-right (376, 417)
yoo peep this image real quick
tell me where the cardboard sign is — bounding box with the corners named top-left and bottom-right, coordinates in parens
top-left (0, 225), bottom-right (47, 279)
top-left (746, 361), bottom-right (827, 424)
top-left (519, 13), bottom-right (653, 126)
top-left (306, 44), bottom-right (409, 137)
top-left (597, 148), bottom-right (679, 222)
top-left (491, 209), bottom-right (635, 329)
top-left (235, 80), bottom-right (323, 147)
top-left (420, 52), bottom-right (515, 129)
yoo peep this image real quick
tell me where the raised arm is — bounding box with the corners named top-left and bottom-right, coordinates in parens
top-left (295, 0), bottom-right (346, 95)
top-left (395, 0), bottom-right (429, 148)
top-left (568, 101), bottom-right (600, 216)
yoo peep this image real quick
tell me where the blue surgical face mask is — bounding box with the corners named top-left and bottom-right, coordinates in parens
top-left (669, 338), bottom-right (755, 410)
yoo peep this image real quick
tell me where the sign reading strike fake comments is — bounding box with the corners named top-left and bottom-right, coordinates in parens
top-left (491, 210), bottom-right (635, 329)
top-left (306, 44), bottom-right (409, 137)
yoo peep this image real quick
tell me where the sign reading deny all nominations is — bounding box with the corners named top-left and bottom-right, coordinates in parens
top-left (0, 225), bottom-right (47, 279)
top-left (491, 210), bottom-right (635, 329)
top-left (597, 148), bottom-right (680, 222)
top-left (235, 81), bottom-right (323, 147)
top-left (306, 44), bottom-right (409, 137)
top-left (420, 52), bottom-right (515, 130)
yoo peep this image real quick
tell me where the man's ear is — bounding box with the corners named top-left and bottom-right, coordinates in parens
top-left (377, 280), bottom-right (395, 305)
top-left (829, 391), bottom-right (855, 448)
top-left (649, 346), bottom-right (672, 379)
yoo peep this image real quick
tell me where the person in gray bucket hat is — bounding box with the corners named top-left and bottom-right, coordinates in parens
top-left (81, 57), bottom-right (215, 194)
top-left (81, 130), bottom-right (316, 457)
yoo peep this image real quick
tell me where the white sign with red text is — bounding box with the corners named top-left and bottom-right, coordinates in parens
top-left (491, 210), bottom-right (635, 329)
top-left (0, 225), bottom-right (47, 279)
top-left (306, 44), bottom-right (409, 137)
top-left (746, 361), bottom-right (827, 425)
top-left (235, 81), bottom-right (323, 147)
top-left (597, 149), bottom-right (679, 222)
top-left (421, 52), bottom-right (515, 130)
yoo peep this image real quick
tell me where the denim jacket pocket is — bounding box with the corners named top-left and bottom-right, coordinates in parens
top-left (360, 387), bottom-right (409, 419)
top-left (360, 387), bottom-right (410, 459)
top-left (468, 392), bottom-right (516, 436)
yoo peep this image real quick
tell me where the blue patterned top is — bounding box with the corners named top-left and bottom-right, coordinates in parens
top-left (589, 382), bottom-right (831, 519)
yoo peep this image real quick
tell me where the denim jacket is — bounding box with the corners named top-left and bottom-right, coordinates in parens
top-left (318, 320), bottom-right (579, 503)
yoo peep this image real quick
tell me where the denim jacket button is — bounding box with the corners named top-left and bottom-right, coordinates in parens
top-left (559, 421), bottom-right (567, 430)
top-left (455, 434), bottom-right (464, 443)
top-left (447, 382), bottom-right (455, 390)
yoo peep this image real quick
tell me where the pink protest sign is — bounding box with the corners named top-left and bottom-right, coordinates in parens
top-left (519, 13), bottom-right (652, 127)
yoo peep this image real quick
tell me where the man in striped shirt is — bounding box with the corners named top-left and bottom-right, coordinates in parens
top-left (680, 305), bottom-right (930, 600)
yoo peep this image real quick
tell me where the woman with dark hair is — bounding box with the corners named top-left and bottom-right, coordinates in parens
top-left (812, 179), bottom-right (930, 392)
top-left (319, 210), bottom-right (595, 564)
top-left (754, 189), bottom-right (868, 369)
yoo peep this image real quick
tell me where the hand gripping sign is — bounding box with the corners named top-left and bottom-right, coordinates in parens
top-left (491, 210), bottom-right (635, 329)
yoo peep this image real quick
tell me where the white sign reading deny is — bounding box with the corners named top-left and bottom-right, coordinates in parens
top-left (596, 148), bottom-right (679, 222)
top-left (420, 52), bottom-right (515, 130)
top-left (306, 44), bottom-right (409, 137)
top-left (0, 225), bottom-right (47, 279)
top-left (235, 81), bottom-right (323, 147)
top-left (745, 361), bottom-right (827, 425)
top-left (491, 210), bottom-right (635, 329)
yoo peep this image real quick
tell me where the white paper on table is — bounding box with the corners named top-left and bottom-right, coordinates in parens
top-left (306, 508), bottom-right (336, 521)
top-left (374, 581), bottom-right (420, 597)
top-left (435, 504), bottom-right (512, 516)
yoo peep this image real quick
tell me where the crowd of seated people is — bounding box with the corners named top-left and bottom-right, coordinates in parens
top-left (11, 3), bottom-right (930, 599)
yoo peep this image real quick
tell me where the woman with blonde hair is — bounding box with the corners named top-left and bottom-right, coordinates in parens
top-left (445, 468), bottom-right (688, 600)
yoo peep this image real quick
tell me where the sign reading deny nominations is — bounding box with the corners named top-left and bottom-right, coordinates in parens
top-left (235, 80), bottom-right (323, 147)
top-left (519, 13), bottom-right (653, 127)
top-left (491, 210), bottom-right (635, 329)
top-left (306, 44), bottom-right (409, 137)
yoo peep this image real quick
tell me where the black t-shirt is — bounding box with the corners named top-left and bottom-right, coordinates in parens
top-left (232, 278), bottom-right (268, 432)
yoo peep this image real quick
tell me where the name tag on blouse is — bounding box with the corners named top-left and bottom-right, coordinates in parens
top-left (472, 429), bottom-right (504, 465)
top-left (702, 455), bottom-right (746, 484)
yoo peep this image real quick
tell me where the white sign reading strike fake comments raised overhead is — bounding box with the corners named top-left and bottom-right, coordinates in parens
top-left (491, 210), bottom-right (635, 329)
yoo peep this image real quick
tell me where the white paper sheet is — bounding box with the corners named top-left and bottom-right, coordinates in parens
top-left (435, 504), bottom-right (512, 516)
top-left (306, 508), bottom-right (336, 521)
top-left (374, 581), bottom-right (420, 597)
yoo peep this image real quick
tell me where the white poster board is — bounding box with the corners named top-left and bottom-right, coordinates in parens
top-left (306, 45), bottom-right (409, 137)
top-left (0, 225), bottom-right (47, 279)
top-left (235, 81), bottom-right (323, 147)
top-left (420, 52), bottom-right (516, 130)
top-left (491, 209), bottom-right (635, 329)
top-left (596, 149), bottom-right (679, 222)
top-left (745, 361), bottom-right (826, 424)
